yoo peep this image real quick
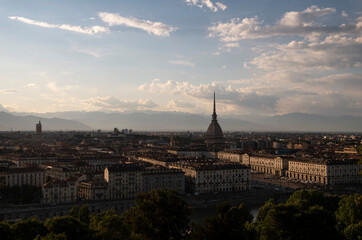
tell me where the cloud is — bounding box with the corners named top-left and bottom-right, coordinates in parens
top-left (230, 70), bottom-right (362, 117)
top-left (83, 96), bottom-right (158, 111)
top-left (138, 65), bottom-right (362, 116)
top-left (26, 83), bottom-right (36, 87)
top-left (215, 2), bottom-right (227, 11)
top-left (98, 12), bottom-right (176, 37)
top-left (307, 73), bottom-right (362, 97)
top-left (249, 35), bottom-right (362, 71)
top-left (0, 89), bottom-right (17, 93)
top-left (139, 79), bottom-right (279, 111)
top-left (169, 60), bottom-right (195, 67)
top-left (9, 16), bottom-right (109, 35)
top-left (0, 104), bottom-right (8, 112)
top-left (47, 82), bottom-right (78, 92)
top-left (168, 100), bottom-right (195, 109)
top-left (208, 6), bottom-right (361, 43)
top-left (277, 92), bottom-right (361, 117)
top-left (278, 5), bottom-right (336, 27)
top-left (185, 0), bottom-right (227, 12)
top-left (71, 45), bottom-right (110, 58)
top-left (224, 42), bottom-right (239, 48)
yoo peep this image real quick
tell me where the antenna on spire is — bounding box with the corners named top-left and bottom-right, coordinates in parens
top-left (212, 91), bottom-right (217, 120)
top-left (213, 91), bottom-right (216, 112)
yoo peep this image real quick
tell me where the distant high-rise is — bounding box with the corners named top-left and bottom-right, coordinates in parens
top-left (36, 120), bottom-right (42, 134)
top-left (205, 92), bottom-right (225, 149)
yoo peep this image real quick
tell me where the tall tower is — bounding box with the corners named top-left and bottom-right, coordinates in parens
top-left (205, 92), bottom-right (225, 149)
top-left (36, 120), bottom-right (42, 135)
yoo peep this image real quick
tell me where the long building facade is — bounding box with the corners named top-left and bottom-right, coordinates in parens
top-left (169, 161), bottom-right (250, 193)
top-left (0, 167), bottom-right (46, 187)
top-left (286, 158), bottom-right (360, 185)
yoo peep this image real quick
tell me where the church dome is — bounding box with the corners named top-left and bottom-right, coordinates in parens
top-left (205, 92), bottom-right (225, 148)
top-left (206, 120), bottom-right (223, 139)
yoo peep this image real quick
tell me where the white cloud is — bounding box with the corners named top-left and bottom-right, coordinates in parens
top-left (278, 5), bottom-right (336, 27)
top-left (47, 82), bottom-right (58, 92)
top-left (229, 71), bottom-right (362, 117)
top-left (215, 2), bottom-right (227, 11)
top-left (26, 83), bottom-right (36, 87)
top-left (2, 104), bottom-right (18, 112)
top-left (185, 0), bottom-right (227, 12)
top-left (249, 35), bottom-right (362, 71)
top-left (224, 42), bottom-right (239, 48)
top-left (168, 100), bottom-right (196, 109)
top-left (169, 60), bottom-right (195, 68)
top-left (83, 96), bottom-right (158, 111)
top-left (138, 69), bottom-right (362, 116)
top-left (47, 82), bottom-right (78, 92)
top-left (208, 6), bottom-right (361, 43)
top-left (98, 12), bottom-right (176, 37)
top-left (9, 16), bottom-right (109, 35)
top-left (139, 79), bottom-right (279, 111)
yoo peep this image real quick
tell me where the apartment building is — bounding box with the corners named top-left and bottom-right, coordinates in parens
top-left (287, 158), bottom-right (360, 185)
top-left (42, 179), bottom-right (77, 204)
top-left (0, 167), bottom-right (46, 187)
top-left (169, 160), bottom-right (250, 193)
top-left (142, 167), bottom-right (185, 194)
top-left (249, 154), bottom-right (289, 176)
top-left (77, 179), bottom-right (109, 201)
top-left (217, 151), bottom-right (243, 163)
top-left (104, 165), bottom-right (143, 199)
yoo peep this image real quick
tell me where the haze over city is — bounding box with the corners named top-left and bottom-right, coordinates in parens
top-left (1, 0), bottom-right (361, 126)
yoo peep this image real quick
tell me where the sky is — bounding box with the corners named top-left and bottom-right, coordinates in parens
top-left (0, 0), bottom-right (361, 117)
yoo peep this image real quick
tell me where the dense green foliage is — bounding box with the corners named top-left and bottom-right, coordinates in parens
top-left (0, 190), bottom-right (360, 240)
top-left (123, 190), bottom-right (190, 240)
top-left (90, 209), bottom-right (129, 240)
top-left (188, 202), bottom-right (256, 240)
top-left (255, 190), bottom-right (359, 240)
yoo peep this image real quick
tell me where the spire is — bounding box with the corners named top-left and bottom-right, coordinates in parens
top-left (212, 91), bottom-right (217, 121)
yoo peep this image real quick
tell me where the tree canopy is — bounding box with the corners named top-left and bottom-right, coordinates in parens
top-left (123, 190), bottom-right (190, 240)
top-left (0, 190), bottom-right (359, 240)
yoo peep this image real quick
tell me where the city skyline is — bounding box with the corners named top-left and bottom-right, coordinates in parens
top-left (1, 0), bottom-right (361, 118)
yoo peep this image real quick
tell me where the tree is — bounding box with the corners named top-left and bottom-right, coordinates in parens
top-left (90, 209), bottom-right (129, 240)
top-left (78, 205), bottom-right (90, 225)
top-left (67, 206), bottom-right (79, 219)
top-left (336, 194), bottom-right (362, 231)
top-left (255, 198), bottom-right (276, 224)
top-left (123, 190), bottom-right (190, 240)
top-left (257, 198), bottom-right (341, 240)
top-left (344, 221), bottom-right (362, 240)
top-left (188, 202), bottom-right (256, 240)
top-left (45, 216), bottom-right (90, 240)
top-left (34, 232), bottom-right (67, 240)
top-left (286, 189), bottom-right (339, 212)
top-left (11, 216), bottom-right (48, 240)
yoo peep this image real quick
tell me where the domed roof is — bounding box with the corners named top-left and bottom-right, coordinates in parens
top-left (205, 93), bottom-right (224, 146)
top-left (206, 120), bottom-right (223, 139)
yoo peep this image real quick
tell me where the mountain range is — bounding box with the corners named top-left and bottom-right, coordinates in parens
top-left (0, 108), bottom-right (361, 132)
